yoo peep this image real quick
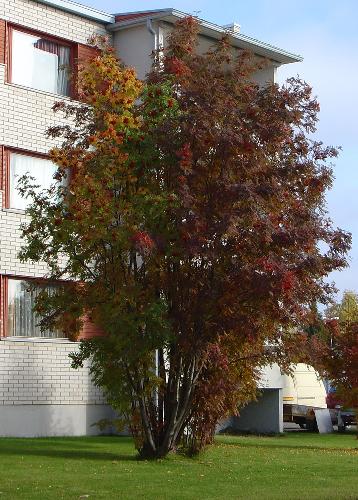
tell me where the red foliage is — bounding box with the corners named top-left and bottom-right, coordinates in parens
top-left (166, 57), bottom-right (191, 77)
top-left (281, 271), bottom-right (295, 293)
top-left (308, 320), bottom-right (358, 408)
top-left (131, 231), bottom-right (155, 254)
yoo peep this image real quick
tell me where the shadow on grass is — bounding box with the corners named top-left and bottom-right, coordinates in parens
top-left (0, 437), bottom-right (137, 462)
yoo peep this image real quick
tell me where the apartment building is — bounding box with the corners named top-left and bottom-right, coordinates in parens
top-left (0, 0), bottom-right (301, 436)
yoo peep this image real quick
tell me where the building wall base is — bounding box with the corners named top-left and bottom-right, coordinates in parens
top-left (0, 404), bottom-right (117, 437)
top-left (217, 388), bottom-right (283, 435)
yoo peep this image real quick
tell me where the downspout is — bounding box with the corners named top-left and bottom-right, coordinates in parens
top-left (147, 21), bottom-right (160, 401)
top-left (146, 18), bottom-right (157, 51)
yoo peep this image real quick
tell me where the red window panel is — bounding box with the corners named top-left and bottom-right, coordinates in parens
top-left (79, 313), bottom-right (105, 340)
top-left (0, 19), bottom-right (6, 64)
top-left (0, 275), bottom-right (7, 337)
top-left (72, 43), bottom-right (100, 99)
top-left (0, 275), bottom-right (105, 340)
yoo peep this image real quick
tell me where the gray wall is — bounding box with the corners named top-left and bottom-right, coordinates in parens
top-left (113, 24), bottom-right (156, 80)
top-left (231, 389), bottom-right (283, 434)
top-left (113, 21), bottom-right (277, 84)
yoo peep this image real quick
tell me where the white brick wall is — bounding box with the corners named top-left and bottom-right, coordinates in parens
top-left (0, 204), bottom-right (50, 277)
top-left (0, 339), bottom-right (105, 405)
top-left (0, 64), bottom-right (73, 154)
top-left (0, 61), bottom-right (69, 278)
top-left (0, 0), bottom-right (108, 44)
top-left (0, 0), bottom-right (110, 276)
top-left (0, 0), bottom-right (111, 416)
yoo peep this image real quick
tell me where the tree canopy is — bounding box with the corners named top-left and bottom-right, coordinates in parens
top-left (326, 291), bottom-right (358, 325)
top-left (306, 294), bottom-right (358, 409)
top-left (19, 19), bottom-right (350, 457)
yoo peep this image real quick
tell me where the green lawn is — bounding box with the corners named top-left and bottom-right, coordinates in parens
top-left (0, 432), bottom-right (357, 499)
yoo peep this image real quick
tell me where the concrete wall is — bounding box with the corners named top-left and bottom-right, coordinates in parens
top-left (112, 21), bottom-right (277, 84)
top-left (217, 366), bottom-right (284, 435)
top-left (161, 23), bottom-right (277, 84)
top-left (258, 363), bottom-right (284, 389)
top-left (0, 404), bottom-right (116, 437)
top-left (232, 389), bottom-right (283, 434)
top-left (113, 22), bottom-right (276, 85)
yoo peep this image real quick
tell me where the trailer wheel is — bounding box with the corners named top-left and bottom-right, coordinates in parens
top-left (306, 418), bottom-right (318, 432)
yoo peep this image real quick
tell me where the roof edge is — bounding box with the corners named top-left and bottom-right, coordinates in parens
top-left (31, 2), bottom-right (302, 64)
top-left (173, 10), bottom-right (303, 63)
top-left (109, 9), bottom-right (303, 64)
top-left (33, 0), bottom-right (114, 24)
top-left (113, 8), bottom-right (173, 17)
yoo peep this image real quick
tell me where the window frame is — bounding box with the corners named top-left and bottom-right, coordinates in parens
top-left (0, 275), bottom-right (68, 339)
top-left (2, 147), bottom-right (53, 210)
top-left (7, 23), bottom-right (75, 97)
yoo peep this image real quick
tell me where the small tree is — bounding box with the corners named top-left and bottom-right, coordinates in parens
top-left (326, 291), bottom-right (358, 326)
top-left (307, 294), bottom-right (358, 409)
top-left (19, 19), bottom-right (350, 458)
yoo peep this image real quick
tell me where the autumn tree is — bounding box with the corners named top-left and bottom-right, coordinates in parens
top-left (306, 294), bottom-right (358, 409)
top-left (326, 291), bottom-right (358, 325)
top-left (19, 20), bottom-right (350, 458)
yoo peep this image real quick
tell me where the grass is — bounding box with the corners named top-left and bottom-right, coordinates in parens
top-left (0, 432), bottom-right (357, 499)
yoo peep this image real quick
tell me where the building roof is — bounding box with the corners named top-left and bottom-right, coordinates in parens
top-left (110, 9), bottom-right (302, 65)
top-left (34, 0), bottom-right (115, 23)
top-left (33, 1), bottom-right (302, 65)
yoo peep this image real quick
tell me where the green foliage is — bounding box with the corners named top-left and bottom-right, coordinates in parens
top-left (326, 291), bottom-right (358, 325)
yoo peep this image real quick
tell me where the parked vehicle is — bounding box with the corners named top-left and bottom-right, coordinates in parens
top-left (326, 389), bottom-right (357, 428)
top-left (282, 363), bottom-right (327, 429)
top-left (282, 364), bottom-right (357, 430)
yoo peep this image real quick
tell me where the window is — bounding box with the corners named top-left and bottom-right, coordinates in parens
top-left (10, 28), bottom-right (71, 96)
top-left (8, 151), bottom-right (58, 210)
top-left (7, 279), bottom-right (63, 338)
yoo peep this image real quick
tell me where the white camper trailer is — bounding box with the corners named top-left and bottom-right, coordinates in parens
top-left (282, 363), bottom-right (327, 429)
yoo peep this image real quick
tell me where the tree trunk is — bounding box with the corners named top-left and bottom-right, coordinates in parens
top-left (137, 356), bottom-right (201, 459)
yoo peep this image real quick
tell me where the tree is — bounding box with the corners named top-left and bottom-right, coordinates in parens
top-left (326, 291), bottom-right (358, 325)
top-left (19, 19), bottom-right (350, 458)
top-left (308, 318), bottom-right (358, 409)
top-left (306, 294), bottom-right (358, 409)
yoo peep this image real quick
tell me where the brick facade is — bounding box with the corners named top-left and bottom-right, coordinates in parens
top-left (0, 0), bottom-right (110, 429)
top-left (0, 340), bottom-right (105, 405)
top-left (0, 0), bottom-right (108, 45)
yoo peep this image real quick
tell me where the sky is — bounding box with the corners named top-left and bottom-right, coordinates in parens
top-left (82, 0), bottom-right (357, 300)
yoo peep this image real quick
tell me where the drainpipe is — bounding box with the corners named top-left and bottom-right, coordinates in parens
top-left (148, 15), bottom-right (159, 396)
top-left (146, 18), bottom-right (157, 51)
top-left (147, 17), bottom-right (158, 389)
